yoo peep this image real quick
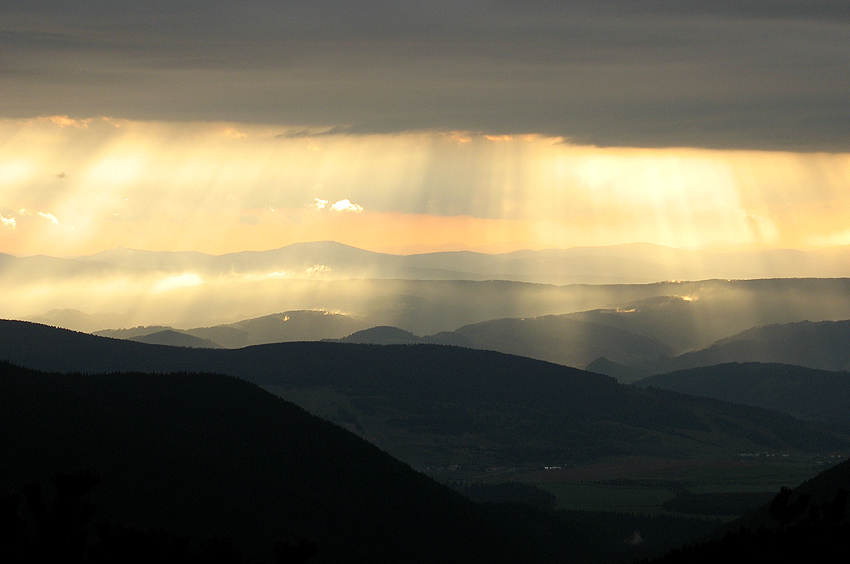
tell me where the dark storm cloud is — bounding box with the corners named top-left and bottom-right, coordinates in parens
top-left (2, 1), bottom-right (849, 150)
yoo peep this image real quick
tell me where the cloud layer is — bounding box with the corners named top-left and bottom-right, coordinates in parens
top-left (2, 1), bottom-right (849, 150)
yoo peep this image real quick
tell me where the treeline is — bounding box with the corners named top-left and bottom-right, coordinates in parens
top-left (646, 486), bottom-right (850, 563)
top-left (0, 470), bottom-right (316, 564)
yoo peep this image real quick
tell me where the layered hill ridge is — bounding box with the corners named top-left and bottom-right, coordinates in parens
top-left (97, 310), bottom-right (370, 348)
top-left (1, 320), bottom-right (847, 470)
top-left (635, 363), bottom-right (850, 429)
top-left (0, 361), bottom-right (525, 563)
top-left (90, 305), bottom-right (850, 382)
top-left (13, 275), bottom-right (850, 339)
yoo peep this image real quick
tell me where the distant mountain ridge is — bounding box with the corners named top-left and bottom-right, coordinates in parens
top-left (77, 241), bottom-right (850, 282)
top-left (3, 242), bottom-right (850, 290)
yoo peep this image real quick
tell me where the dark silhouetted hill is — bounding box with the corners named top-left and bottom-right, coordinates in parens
top-left (334, 326), bottom-right (422, 344)
top-left (0, 361), bottom-right (530, 564)
top-left (646, 458), bottom-right (850, 564)
top-left (128, 329), bottom-right (223, 348)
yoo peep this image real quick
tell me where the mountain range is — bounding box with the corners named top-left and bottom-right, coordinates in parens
top-left (1, 319), bottom-right (847, 471)
top-left (73, 241), bottom-right (850, 283)
top-left (84, 299), bottom-right (850, 385)
top-left (4, 318), bottom-right (850, 562)
top-left (5, 242), bottom-right (850, 333)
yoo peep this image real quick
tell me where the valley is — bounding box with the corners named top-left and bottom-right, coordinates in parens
top-left (2, 244), bottom-right (850, 562)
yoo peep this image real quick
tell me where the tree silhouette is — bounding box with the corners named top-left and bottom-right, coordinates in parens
top-left (768, 486), bottom-right (810, 529)
top-left (1, 470), bottom-right (319, 564)
top-left (273, 537), bottom-right (317, 564)
top-left (22, 469), bottom-right (100, 563)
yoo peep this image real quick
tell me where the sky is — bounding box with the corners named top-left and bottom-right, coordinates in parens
top-left (2, 1), bottom-right (850, 255)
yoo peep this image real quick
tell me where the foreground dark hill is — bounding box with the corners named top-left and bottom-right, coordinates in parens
top-left (648, 456), bottom-right (850, 564)
top-left (2, 320), bottom-right (848, 470)
top-left (127, 328), bottom-right (223, 348)
top-left (639, 319), bottom-right (850, 374)
top-left (0, 361), bottom-right (525, 564)
top-left (635, 363), bottom-right (850, 429)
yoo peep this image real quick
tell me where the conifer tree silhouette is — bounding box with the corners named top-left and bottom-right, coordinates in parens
top-left (768, 486), bottom-right (810, 529)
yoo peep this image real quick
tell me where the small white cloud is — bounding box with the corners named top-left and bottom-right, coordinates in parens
top-left (307, 264), bottom-right (331, 274)
top-left (37, 212), bottom-right (59, 224)
top-left (221, 127), bottom-right (247, 139)
top-left (264, 270), bottom-right (288, 280)
top-left (311, 198), bottom-right (328, 211)
top-left (0, 215), bottom-right (16, 228)
top-left (40, 115), bottom-right (91, 128)
top-left (330, 199), bottom-right (364, 213)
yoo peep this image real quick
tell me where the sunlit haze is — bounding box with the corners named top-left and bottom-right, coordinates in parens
top-left (2, 117), bottom-right (850, 256)
top-left (2, 1), bottom-right (850, 332)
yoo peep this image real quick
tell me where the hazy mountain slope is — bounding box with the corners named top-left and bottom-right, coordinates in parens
top-left (564, 296), bottom-right (731, 355)
top-left (94, 325), bottom-right (179, 339)
top-left (80, 241), bottom-right (470, 281)
top-left (31, 309), bottom-right (128, 333)
top-left (425, 315), bottom-right (672, 369)
top-left (209, 310), bottom-right (369, 346)
top-left (335, 325), bottom-right (422, 344)
top-left (0, 254), bottom-right (135, 281)
top-left (635, 363), bottom-right (850, 429)
top-left (0, 361), bottom-right (526, 564)
top-left (95, 311), bottom-right (370, 348)
top-left (128, 329), bottom-right (223, 348)
top-left (1, 320), bottom-right (847, 470)
top-left (11, 275), bottom-right (850, 336)
top-left (642, 320), bottom-right (850, 373)
top-left (585, 357), bottom-right (654, 384)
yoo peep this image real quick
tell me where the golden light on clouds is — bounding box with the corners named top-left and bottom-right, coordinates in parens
top-left (1, 116), bottom-right (850, 256)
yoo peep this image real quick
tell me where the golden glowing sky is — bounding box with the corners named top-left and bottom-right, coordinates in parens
top-left (1, 116), bottom-right (849, 256)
